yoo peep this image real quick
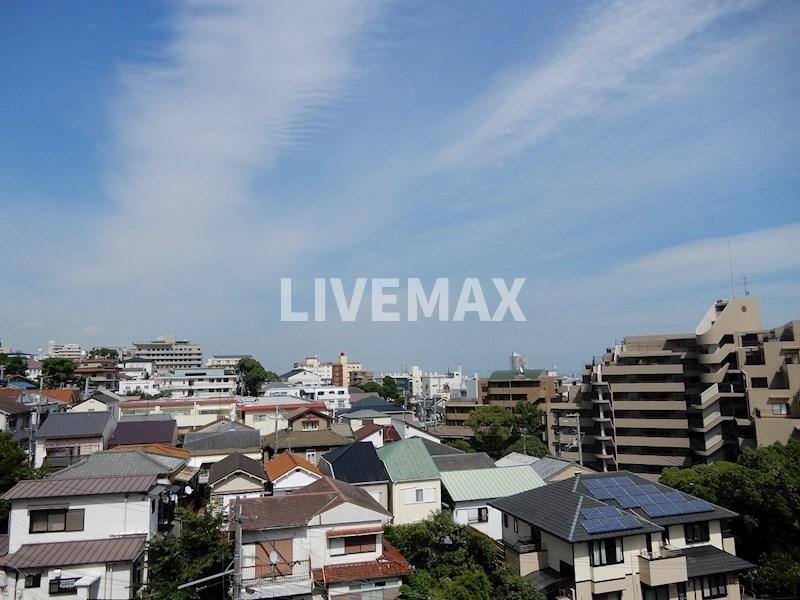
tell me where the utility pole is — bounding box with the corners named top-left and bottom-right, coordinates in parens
top-left (233, 503), bottom-right (243, 600)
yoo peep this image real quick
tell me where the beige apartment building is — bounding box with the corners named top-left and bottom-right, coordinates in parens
top-left (480, 369), bottom-right (563, 409)
top-left (128, 334), bottom-right (203, 372)
top-left (549, 298), bottom-right (799, 478)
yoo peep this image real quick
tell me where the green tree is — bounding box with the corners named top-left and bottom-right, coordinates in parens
top-left (236, 357), bottom-right (269, 396)
top-left (360, 381), bottom-right (387, 398)
top-left (144, 507), bottom-right (231, 599)
top-left (503, 435), bottom-right (547, 458)
top-left (89, 347), bottom-right (119, 360)
top-left (41, 357), bottom-right (77, 388)
top-left (465, 405), bottom-right (515, 456)
top-left (382, 376), bottom-right (400, 400)
top-left (445, 440), bottom-right (475, 453)
top-left (0, 354), bottom-right (28, 377)
top-left (263, 370), bottom-right (280, 383)
top-left (0, 432), bottom-right (44, 527)
top-left (511, 401), bottom-right (544, 437)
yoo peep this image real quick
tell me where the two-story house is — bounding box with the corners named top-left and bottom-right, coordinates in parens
top-left (236, 476), bottom-right (412, 599)
top-left (33, 411), bottom-right (117, 469)
top-left (489, 471), bottom-right (753, 600)
top-left (376, 437), bottom-right (441, 525)
top-left (266, 408), bottom-right (351, 465)
top-left (0, 475), bottom-right (164, 599)
top-left (318, 442), bottom-right (391, 509)
top-left (265, 451), bottom-right (322, 495)
top-left (183, 419), bottom-right (262, 483)
top-left (208, 452), bottom-right (268, 513)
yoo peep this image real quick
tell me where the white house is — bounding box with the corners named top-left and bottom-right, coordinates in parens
top-left (280, 368), bottom-right (323, 386)
top-left (236, 476), bottom-right (412, 599)
top-left (376, 437), bottom-right (442, 525)
top-left (118, 397), bottom-right (236, 430)
top-left (208, 452), bottom-right (268, 514)
top-left (0, 474), bottom-right (165, 599)
top-left (118, 378), bottom-right (161, 396)
top-left (264, 451), bottom-right (322, 495)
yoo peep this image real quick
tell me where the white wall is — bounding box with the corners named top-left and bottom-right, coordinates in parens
top-left (389, 480), bottom-right (441, 525)
top-left (273, 469), bottom-right (321, 494)
top-left (6, 562), bottom-right (136, 600)
top-left (453, 501), bottom-right (502, 540)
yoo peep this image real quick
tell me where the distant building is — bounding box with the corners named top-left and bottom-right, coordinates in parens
top-left (157, 367), bottom-right (236, 399)
top-left (206, 354), bottom-right (251, 371)
top-left (128, 334), bottom-right (202, 372)
top-left (46, 340), bottom-right (83, 361)
top-left (510, 352), bottom-right (528, 372)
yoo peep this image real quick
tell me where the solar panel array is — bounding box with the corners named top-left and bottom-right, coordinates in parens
top-left (580, 505), bottom-right (643, 534)
top-left (582, 476), bottom-right (713, 518)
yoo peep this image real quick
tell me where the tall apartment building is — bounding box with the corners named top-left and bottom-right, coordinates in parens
top-left (128, 334), bottom-right (202, 372)
top-left (330, 352), bottom-right (363, 387)
top-left (549, 298), bottom-right (800, 479)
top-left (480, 369), bottom-right (563, 409)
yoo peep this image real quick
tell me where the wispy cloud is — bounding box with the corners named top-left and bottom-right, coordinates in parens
top-left (436, 0), bottom-right (761, 168)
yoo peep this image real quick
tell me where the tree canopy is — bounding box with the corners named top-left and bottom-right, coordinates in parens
top-left (89, 347), bottom-right (120, 360)
top-left (0, 354), bottom-right (28, 377)
top-left (464, 401), bottom-right (546, 457)
top-left (41, 357), bottom-right (77, 387)
top-left (144, 507), bottom-right (231, 599)
top-left (660, 440), bottom-right (800, 596)
top-left (0, 432), bottom-right (44, 528)
top-left (235, 357), bottom-right (275, 396)
top-left (385, 511), bottom-right (544, 600)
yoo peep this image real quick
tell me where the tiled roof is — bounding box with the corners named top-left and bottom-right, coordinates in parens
top-left (679, 545), bottom-right (754, 578)
top-left (52, 449), bottom-right (185, 479)
top-left (286, 407), bottom-right (331, 422)
top-left (109, 419), bottom-right (177, 447)
top-left (2, 475), bottom-right (157, 501)
top-left (494, 452), bottom-right (538, 468)
top-left (0, 397), bottom-right (30, 415)
top-left (35, 411), bottom-right (114, 439)
top-left (0, 535), bottom-right (146, 569)
top-left (265, 451), bottom-right (322, 481)
top-left (420, 437), bottom-right (464, 456)
top-left (109, 443), bottom-right (191, 459)
top-left (353, 423), bottom-right (401, 443)
top-left (530, 456), bottom-right (583, 480)
top-left (209, 452), bottom-right (268, 485)
top-left (312, 538), bottom-right (412, 583)
top-left (237, 476), bottom-right (389, 530)
top-left (433, 452), bottom-right (496, 472)
top-left (441, 466), bottom-right (544, 502)
top-left (377, 438), bottom-right (439, 482)
top-left (267, 429), bottom-right (351, 451)
top-left (184, 420), bottom-right (261, 452)
top-left (319, 442), bottom-right (390, 484)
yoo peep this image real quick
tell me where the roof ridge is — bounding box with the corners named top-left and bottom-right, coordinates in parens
top-left (568, 495), bottom-right (583, 541)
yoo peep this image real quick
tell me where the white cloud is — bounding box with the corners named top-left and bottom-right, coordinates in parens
top-left (436, 0), bottom-right (761, 167)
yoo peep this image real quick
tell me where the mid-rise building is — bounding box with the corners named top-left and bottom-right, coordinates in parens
top-left (206, 354), bottom-right (251, 371)
top-left (481, 369), bottom-right (564, 409)
top-left (156, 367), bottom-right (236, 399)
top-left (128, 334), bottom-right (202, 372)
top-left (550, 298), bottom-right (800, 479)
top-left (46, 340), bottom-right (83, 361)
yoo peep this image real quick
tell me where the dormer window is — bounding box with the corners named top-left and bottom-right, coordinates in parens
top-left (302, 420), bottom-right (319, 431)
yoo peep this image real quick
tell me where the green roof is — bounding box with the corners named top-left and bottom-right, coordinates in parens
top-left (376, 438), bottom-right (440, 482)
top-left (488, 369), bottom-right (545, 381)
top-left (440, 466), bottom-right (545, 502)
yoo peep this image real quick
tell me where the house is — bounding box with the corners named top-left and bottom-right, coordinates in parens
top-left (109, 417), bottom-right (178, 448)
top-left (352, 423), bottom-right (401, 448)
top-left (118, 396), bottom-right (236, 430)
top-left (339, 410), bottom-right (393, 433)
top-left (318, 442), bottom-right (391, 509)
top-left (432, 452), bottom-right (496, 472)
top-left (69, 389), bottom-right (122, 421)
top-left (490, 471), bottom-right (754, 600)
top-left (33, 411), bottom-right (117, 469)
top-left (0, 474), bottom-right (164, 599)
top-left (0, 395), bottom-right (32, 436)
top-left (279, 368), bottom-right (323, 386)
top-left (376, 437), bottom-right (442, 525)
top-left (265, 451), bottom-right (322, 495)
top-left (183, 419), bottom-right (262, 484)
top-left (530, 456), bottom-right (595, 482)
top-left (235, 476), bottom-right (412, 599)
top-left (266, 409), bottom-right (352, 464)
top-left (238, 396), bottom-right (326, 436)
top-left (439, 466), bottom-right (545, 540)
top-left (208, 452), bottom-right (268, 513)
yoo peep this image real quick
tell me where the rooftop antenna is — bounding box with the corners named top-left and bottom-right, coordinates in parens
top-left (740, 274), bottom-right (750, 297)
top-left (728, 241), bottom-right (735, 299)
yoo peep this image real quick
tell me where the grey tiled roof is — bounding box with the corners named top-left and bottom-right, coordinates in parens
top-left (679, 545), bottom-right (754, 578)
top-left (267, 429), bottom-right (351, 451)
top-left (420, 438), bottom-right (464, 456)
top-left (530, 456), bottom-right (575, 480)
top-left (51, 450), bottom-right (184, 479)
top-left (2, 475), bottom-right (157, 501)
top-left (433, 452), bottom-right (496, 472)
top-left (208, 452), bottom-right (267, 485)
top-left (184, 420), bottom-right (261, 452)
top-left (109, 419), bottom-right (177, 447)
top-left (319, 442), bottom-right (390, 484)
top-left (35, 411), bottom-right (114, 439)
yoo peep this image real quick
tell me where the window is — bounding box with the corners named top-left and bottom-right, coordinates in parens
top-left (302, 420), bottom-right (319, 431)
top-left (684, 522), bottom-right (710, 543)
top-left (24, 573), bottom-right (41, 588)
top-left (642, 585), bottom-right (669, 600)
top-left (589, 538), bottom-right (623, 566)
top-left (513, 518), bottom-right (519, 533)
top-left (406, 488), bottom-right (435, 504)
top-left (677, 582), bottom-right (687, 600)
top-left (305, 449), bottom-right (317, 463)
top-left (465, 507), bottom-right (489, 523)
top-left (702, 574), bottom-right (727, 599)
top-left (330, 534), bottom-right (377, 556)
top-left (751, 377), bottom-right (768, 388)
top-left (772, 403), bottom-right (789, 416)
top-left (49, 577), bottom-right (80, 595)
top-left (29, 509), bottom-right (84, 533)
top-left (503, 514), bottom-right (509, 528)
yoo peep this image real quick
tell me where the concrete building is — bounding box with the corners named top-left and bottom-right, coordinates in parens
top-left (128, 334), bottom-right (202, 372)
top-left (46, 341), bottom-right (83, 361)
top-left (510, 352), bottom-right (528, 372)
top-left (331, 352), bottom-right (363, 388)
top-left (206, 354), bottom-right (251, 371)
top-left (157, 367), bottom-right (236, 399)
top-left (292, 356), bottom-right (334, 384)
top-left (481, 369), bottom-right (564, 409)
top-left (550, 298), bottom-right (800, 479)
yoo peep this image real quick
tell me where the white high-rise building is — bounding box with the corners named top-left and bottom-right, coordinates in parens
top-left (46, 341), bottom-right (84, 361)
top-left (128, 334), bottom-right (202, 373)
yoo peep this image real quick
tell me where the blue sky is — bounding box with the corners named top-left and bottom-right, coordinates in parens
top-left (2, 0), bottom-right (799, 375)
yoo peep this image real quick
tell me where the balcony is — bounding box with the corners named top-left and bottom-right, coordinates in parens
top-left (240, 560), bottom-right (312, 598)
top-left (638, 548), bottom-right (688, 587)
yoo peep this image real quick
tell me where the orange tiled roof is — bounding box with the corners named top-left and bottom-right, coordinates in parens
top-left (265, 450), bottom-right (322, 481)
top-left (312, 538), bottom-right (413, 583)
top-left (109, 443), bottom-right (191, 459)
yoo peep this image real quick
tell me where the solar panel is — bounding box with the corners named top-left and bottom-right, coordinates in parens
top-left (580, 509), bottom-right (643, 534)
top-left (581, 506), bottom-right (619, 519)
top-left (585, 476), bottom-right (714, 519)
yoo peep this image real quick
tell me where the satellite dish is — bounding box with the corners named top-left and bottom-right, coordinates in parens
top-left (269, 550), bottom-right (278, 565)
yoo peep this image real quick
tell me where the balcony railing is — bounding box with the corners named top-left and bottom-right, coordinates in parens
top-left (240, 559), bottom-right (312, 593)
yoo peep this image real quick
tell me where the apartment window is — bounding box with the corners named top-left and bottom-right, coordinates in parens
top-left (677, 582), bottom-right (687, 600)
top-left (771, 403), bottom-right (789, 416)
top-left (302, 420), bottom-right (319, 431)
top-left (589, 537), bottom-right (623, 566)
top-left (702, 574), bottom-right (727, 599)
top-left (24, 573), bottom-right (41, 588)
top-left (684, 522), bottom-right (710, 543)
top-left (751, 377), bottom-right (768, 388)
top-left (642, 585), bottom-right (669, 600)
top-left (29, 509), bottom-right (84, 533)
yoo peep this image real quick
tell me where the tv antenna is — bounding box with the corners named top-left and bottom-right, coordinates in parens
top-left (739, 275), bottom-right (750, 297)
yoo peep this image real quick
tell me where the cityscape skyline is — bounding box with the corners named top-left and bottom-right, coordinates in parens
top-left (3, 1), bottom-right (799, 374)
